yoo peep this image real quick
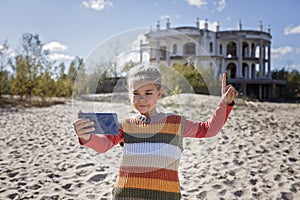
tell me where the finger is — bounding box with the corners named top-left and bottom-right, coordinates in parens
top-left (224, 86), bottom-right (235, 97)
top-left (76, 120), bottom-right (94, 131)
top-left (77, 127), bottom-right (95, 135)
top-left (224, 86), bottom-right (231, 96)
top-left (222, 73), bottom-right (226, 95)
top-left (226, 85), bottom-right (236, 93)
top-left (73, 117), bottom-right (90, 127)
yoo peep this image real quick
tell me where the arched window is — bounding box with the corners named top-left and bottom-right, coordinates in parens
top-left (227, 63), bottom-right (237, 79)
top-left (251, 43), bottom-right (256, 58)
top-left (183, 42), bottom-right (195, 55)
top-left (242, 42), bottom-right (249, 58)
top-left (209, 42), bottom-right (213, 53)
top-left (173, 44), bottom-right (177, 54)
top-left (265, 45), bottom-right (269, 60)
top-left (219, 44), bottom-right (223, 54)
top-left (255, 46), bottom-right (260, 58)
top-left (227, 42), bottom-right (237, 57)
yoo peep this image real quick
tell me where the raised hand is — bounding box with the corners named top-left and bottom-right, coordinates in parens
top-left (222, 73), bottom-right (238, 104)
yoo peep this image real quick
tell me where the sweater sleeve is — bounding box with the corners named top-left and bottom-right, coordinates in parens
top-left (78, 128), bottom-right (124, 153)
top-left (183, 100), bottom-right (234, 138)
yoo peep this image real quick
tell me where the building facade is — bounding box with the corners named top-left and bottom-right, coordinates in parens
top-left (141, 19), bottom-right (286, 100)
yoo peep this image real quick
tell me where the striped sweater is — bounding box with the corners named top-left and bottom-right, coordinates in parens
top-left (78, 100), bottom-right (234, 199)
top-left (113, 115), bottom-right (184, 199)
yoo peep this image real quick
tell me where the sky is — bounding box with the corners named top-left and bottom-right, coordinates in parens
top-left (1, 0), bottom-right (300, 72)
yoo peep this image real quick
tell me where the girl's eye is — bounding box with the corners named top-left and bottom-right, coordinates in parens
top-left (146, 93), bottom-right (153, 95)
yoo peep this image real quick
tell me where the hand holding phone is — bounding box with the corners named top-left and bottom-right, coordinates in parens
top-left (78, 113), bottom-right (119, 135)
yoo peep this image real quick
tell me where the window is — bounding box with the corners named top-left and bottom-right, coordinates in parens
top-left (227, 63), bottom-right (237, 79)
top-left (183, 42), bottom-right (195, 55)
top-left (227, 42), bottom-right (237, 57)
top-left (173, 44), bottom-right (177, 54)
top-left (220, 44), bottom-right (223, 54)
top-left (209, 42), bottom-right (213, 53)
top-left (160, 46), bottom-right (166, 60)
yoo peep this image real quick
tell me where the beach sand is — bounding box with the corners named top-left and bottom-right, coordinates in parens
top-left (0, 93), bottom-right (299, 199)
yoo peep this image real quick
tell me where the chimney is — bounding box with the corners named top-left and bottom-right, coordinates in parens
top-left (204, 18), bottom-right (208, 30)
top-left (259, 20), bottom-right (263, 31)
top-left (238, 20), bottom-right (242, 30)
top-left (216, 21), bottom-right (220, 32)
top-left (196, 17), bottom-right (200, 29)
top-left (166, 18), bottom-right (170, 29)
top-left (267, 24), bottom-right (271, 34)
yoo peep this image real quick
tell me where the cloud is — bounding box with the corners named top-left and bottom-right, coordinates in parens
top-left (216, 0), bottom-right (226, 11)
top-left (199, 19), bottom-right (219, 31)
top-left (284, 25), bottom-right (300, 35)
top-left (43, 42), bottom-right (74, 62)
top-left (186, 0), bottom-right (207, 8)
top-left (47, 53), bottom-right (74, 61)
top-left (271, 46), bottom-right (292, 59)
top-left (82, 0), bottom-right (113, 11)
top-left (43, 41), bottom-right (67, 52)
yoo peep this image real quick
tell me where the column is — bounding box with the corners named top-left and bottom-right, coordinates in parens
top-left (271, 83), bottom-right (276, 98)
top-left (259, 40), bottom-right (263, 78)
top-left (245, 66), bottom-right (248, 79)
top-left (262, 44), bottom-right (266, 77)
top-left (248, 64), bottom-right (252, 80)
top-left (237, 38), bottom-right (243, 78)
top-left (259, 84), bottom-right (262, 100)
top-left (166, 36), bottom-right (170, 66)
top-left (156, 38), bottom-right (160, 67)
top-left (139, 40), bottom-right (143, 63)
top-left (268, 44), bottom-right (271, 78)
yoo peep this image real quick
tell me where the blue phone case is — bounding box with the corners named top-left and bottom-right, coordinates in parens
top-left (79, 113), bottom-right (119, 135)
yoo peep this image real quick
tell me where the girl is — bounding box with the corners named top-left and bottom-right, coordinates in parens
top-left (73, 64), bottom-right (236, 199)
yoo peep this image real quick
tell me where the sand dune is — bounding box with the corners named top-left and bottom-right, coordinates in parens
top-left (0, 94), bottom-right (299, 199)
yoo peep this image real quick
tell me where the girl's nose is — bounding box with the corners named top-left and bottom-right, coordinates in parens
top-left (138, 95), bottom-right (146, 102)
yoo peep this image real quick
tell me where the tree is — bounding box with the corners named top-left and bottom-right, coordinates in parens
top-left (0, 40), bottom-right (11, 96)
top-left (10, 55), bottom-right (28, 100)
top-left (272, 68), bottom-right (300, 99)
top-left (172, 63), bottom-right (210, 94)
top-left (53, 62), bottom-right (72, 97)
top-left (71, 57), bottom-right (90, 98)
top-left (10, 33), bottom-right (50, 101)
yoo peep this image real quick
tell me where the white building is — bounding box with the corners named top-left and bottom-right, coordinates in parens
top-left (141, 19), bottom-right (286, 100)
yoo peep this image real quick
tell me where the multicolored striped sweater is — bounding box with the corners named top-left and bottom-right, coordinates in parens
top-left (113, 115), bottom-right (184, 199)
top-left (79, 100), bottom-right (234, 199)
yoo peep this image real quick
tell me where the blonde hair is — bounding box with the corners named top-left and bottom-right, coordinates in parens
top-left (127, 64), bottom-right (161, 90)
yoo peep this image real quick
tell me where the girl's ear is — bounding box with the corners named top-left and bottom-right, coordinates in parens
top-left (158, 88), bottom-right (163, 98)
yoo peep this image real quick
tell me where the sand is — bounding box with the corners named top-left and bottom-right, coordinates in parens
top-left (0, 93), bottom-right (299, 200)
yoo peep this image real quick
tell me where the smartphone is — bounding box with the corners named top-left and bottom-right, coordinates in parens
top-left (79, 112), bottom-right (119, 135)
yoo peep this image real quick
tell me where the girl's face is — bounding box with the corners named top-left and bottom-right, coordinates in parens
top-left (129, 80), bottom-right (162, 117)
